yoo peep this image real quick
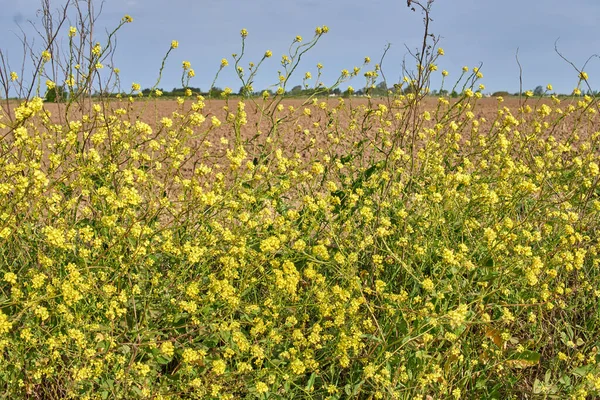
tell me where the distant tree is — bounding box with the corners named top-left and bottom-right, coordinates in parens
top-left (44, 85), bottom-right (67, 102)
top-left (376, 81), bottom-right (387, 91)
top-left (450, 90), bottom-right (459, 98)
top-left (331, 88), bottom-right (341, 96)
top-left (289, 85), bottom-right (302, 94)
top-left (209, 87), bottom-right (223, 97)
top-left (492, 91), bottom-right (510, 97)
top-left (438, 89), bottom-right (448, 96)
top-left (533, 85), bottom-right (544, 96)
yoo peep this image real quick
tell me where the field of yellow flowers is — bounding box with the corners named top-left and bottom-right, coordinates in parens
top-left (1, 1), bottom-right (600, 399)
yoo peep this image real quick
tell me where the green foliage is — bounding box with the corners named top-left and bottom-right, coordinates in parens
top-left (44, 85), bottom-right (67, 103)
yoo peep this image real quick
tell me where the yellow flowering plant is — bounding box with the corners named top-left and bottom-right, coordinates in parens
top-left (1, 0), bottom-right (600, 399)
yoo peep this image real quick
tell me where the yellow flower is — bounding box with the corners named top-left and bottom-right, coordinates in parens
top-left (122, 15), bottom-right (133, 23)
top-left (131, 82), bottom-right (141, 92)
top-left (295, 35), bottom-right (302, 42)
top-left (317, 63), bottom-right (323, 69)
top-left (442, 70), bottom-right (448, 77)
top-left (182, 60), bottom-right (191, 70)
top-left (437, 47), bottom-right (445, 56)
top-left (264, 50), bottom-right (272, 58)
top-left (579, 71), bottom-right (589, 80)
top-left (44, 79), bottom-right (55, 88)
top-left (160, 341), bottom-right (175, 357)
top-left (41, 50), bottom-right (51, 61)
top-left (10, 72), bottom-right (18, 81)
top-left (255, 382), bottom-right (268, 394)
top-left (68, 26), bottom-right (77, 37)
top-left (212, 359), bottom-right (227, 375)
top-left (421, 278), bottom-right (434, 291)
top-left (364, 56), bottom-right (371, 64)
top-left (323, 25), bottom-right (329, 33)
top-left (3, 272), bottom-right (17, 285)
top-left (304, 71), bottom-right (312, 80)
top-left (187, 69), bottom-right (195, 78)
top-left (525, 90), bottom-right (533, 97)
top-left (546, 84), bottom-right (553, 91)
top-left (0, 311), bottom-right (12, 334)
top-left (171, 40), bottom-right (179, 49)
top-left (240, 28), bottom-right (248, 38)
top-left (220, 58), bottom-right (228, 67)
top-left (462, 66), bottom-right (468, 72)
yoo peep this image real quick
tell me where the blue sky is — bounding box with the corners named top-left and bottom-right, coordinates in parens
top-left (1, 0), bottom-right (599, 95)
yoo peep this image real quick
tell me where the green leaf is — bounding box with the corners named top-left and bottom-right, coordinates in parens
top-left (305, 372), bottom-right (316, 391)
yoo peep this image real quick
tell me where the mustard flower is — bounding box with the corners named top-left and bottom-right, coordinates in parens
top-left (10, 72), bottom-right (18, 81)
top-left (323, 25), bottom-right (329, 33)
top-left (442, 70), bottom-right (449, 77)
top-left (221, 58), bottom-right (228, 67)
top-left (68, 26), bottom-right (77, 37)
top-left (3, 272), bottom-right (17, 285)
top-left (122, 15), bottom-right (133, 23)
top-left (41, 50), bottom-right (51, 61)
top-left (160, 341), bottom-right (175, 357)
top-left (131, 82), bottom-right (141, 92)
top-left (579, 71), bottom-right (589, 80)
top-left (317, 62), bottom-right (323, 69)
top-left (256, 381), bottom-right (269, 394)
top-left (428, 64), bottom-right (438, 72)
top-left (240, 28), bottom-right (248, 38)
top-left (187, 69), bottom-right (195, 78)
top-left (305, 71), bottom-right (312, 80)
top-left (525, 90), bottom-right (533, 97)
top-left (0, 311), bottom-right (12, 334)
top-left (437, 47), bottom-right (445, 56)
top-left (212, 359), bottom-right (227, 375)
top-left (264, 50), bottom-right (272, 58)
top-left (315, 26), bottom-right (323, 35)
top-left (182, 60), bottom-right (191, 70)
top-left (295, 35), bottom-right (302, 42)
top-left (364, 56), bottom-right (371, 64)
top-left (171, 40), bottom-right (179, 49)
top-left (421, 278), bottom-right (434, 291)
top-left (462, 66), bottom-right (468, 72)
top-left (546, 84), bottom-right (553, 91)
